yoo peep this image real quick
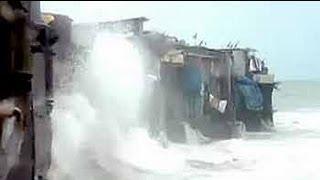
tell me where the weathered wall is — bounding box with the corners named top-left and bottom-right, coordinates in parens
top-left (0, 1), bottom-right (37, 180)
top-left (231, 50), bottom-right (247, 78)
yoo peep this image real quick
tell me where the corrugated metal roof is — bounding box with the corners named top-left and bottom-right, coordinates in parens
top-left (99, 17), bottom-right (149, 25)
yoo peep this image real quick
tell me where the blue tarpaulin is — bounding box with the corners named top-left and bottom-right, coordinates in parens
top-left (182, 64), bottom-right (202, 94)
top-left (236, 77), bottom-right (264, 111)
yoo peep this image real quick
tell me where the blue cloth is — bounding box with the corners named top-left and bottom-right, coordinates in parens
top-left (236, 77), bottom-right (263, 111)
top-left (182, 64), bottom-right (202, 94)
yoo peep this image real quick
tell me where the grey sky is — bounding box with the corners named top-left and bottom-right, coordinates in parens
top-left (41, 1), bottom-right (320, 80)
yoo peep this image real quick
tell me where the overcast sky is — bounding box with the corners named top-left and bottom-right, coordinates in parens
top-left (41, 1), bottom-right (320, 80)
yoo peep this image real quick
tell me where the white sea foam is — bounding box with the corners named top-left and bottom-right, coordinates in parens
top-left (48, 31), bottom-right (320, 180)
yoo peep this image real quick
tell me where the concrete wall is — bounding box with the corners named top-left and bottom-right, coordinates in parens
top-left (31, 6), bottom-right (51, 179)
top-left (32, 11), bottom-right (73, 179)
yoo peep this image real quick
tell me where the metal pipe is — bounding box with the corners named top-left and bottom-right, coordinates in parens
top-left (43, 37), bottom-right (54, 115)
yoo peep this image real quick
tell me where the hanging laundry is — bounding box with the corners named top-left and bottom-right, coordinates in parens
top-left (208, 94), bottom-right (227, 113)
top-left (249, 56), bottom-right (263, 72)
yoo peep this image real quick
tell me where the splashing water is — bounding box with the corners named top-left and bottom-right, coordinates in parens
top-left (48, 30), bottom-right (320, 180)
top-left (48, 32), bottom-right (187, 180)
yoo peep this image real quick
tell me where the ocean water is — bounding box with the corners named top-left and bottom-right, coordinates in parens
top-left (47, 32), bottom-right (320, 180)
